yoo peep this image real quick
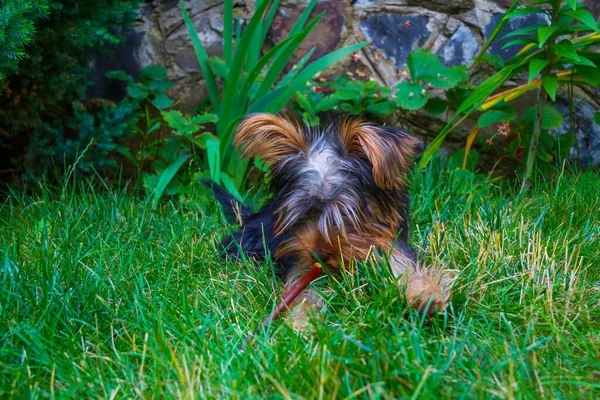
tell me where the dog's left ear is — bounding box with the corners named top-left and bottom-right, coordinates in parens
top-left (340, 119), bottom-right (419, 189)
top-left (233, 113), bottom-right (305, 165)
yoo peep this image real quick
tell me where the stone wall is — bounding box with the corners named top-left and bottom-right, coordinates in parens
top-left (90, 0), bottom-right (600, 167)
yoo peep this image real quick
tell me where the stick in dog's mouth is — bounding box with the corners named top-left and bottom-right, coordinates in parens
top-left (240, 263), bottom-right (324, 352)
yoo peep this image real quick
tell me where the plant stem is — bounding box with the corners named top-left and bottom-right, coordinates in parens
top-left (520, 0), bottom-right (561, 192)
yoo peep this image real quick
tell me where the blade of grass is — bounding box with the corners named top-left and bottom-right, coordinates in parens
top-left (471, 0), bottom-right (520, 67)
top-left (233, 31), bottom-right (309, 119)
top-left (247, 0), bottom-right (268, 71)
top-left (152, 153), bottom-right (190, 208)
top-left (261, 0), bottom-right (282, 43)
top-left (223, 0), bottom-right (233, 63)
top-left (288, 0), bottom-right (318, 37)
top-left (278, 47), bottom-right (316, 88)
top-left (181, 3), bottom-right (219, 104)
top-left (221, 87), bottom-right (286, 169)
top-left (254, 13), bottom-right (324, 101)
top-left (217, 0), bottom-right (271, 141)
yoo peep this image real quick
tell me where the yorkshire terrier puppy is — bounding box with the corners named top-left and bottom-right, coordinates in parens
top-left (212, 113), bottom-right (452, 328)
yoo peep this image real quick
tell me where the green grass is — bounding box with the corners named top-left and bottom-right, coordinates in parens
top-left (1, 166), bottom-right (599, 398)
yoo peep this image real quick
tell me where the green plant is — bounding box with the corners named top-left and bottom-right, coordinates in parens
top-left (395, 49), bottom-right (469, 112)
top-left (25, 99), bottom-right (140, 178)
top-left (107, 65), bottom-right (176, 184)
top-left (292, 75), bottom-right (397, 126)
top-left (145, 110), bottom-right (219, 207)
top-left (181, 0), bottom-right (368, 195)
top-left (0, 1), bottom-right (49, 81)
top-left (419, 0), bottom-right (600, 191)
top-left (0, 0), bottom-right (139, 176)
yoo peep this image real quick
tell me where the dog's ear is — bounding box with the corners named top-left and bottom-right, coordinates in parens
top-left (340, 119), bottom-right (419, 189)
top-left (234, 113), bottom-right (305, 165)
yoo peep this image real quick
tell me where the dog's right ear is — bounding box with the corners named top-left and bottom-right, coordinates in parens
top-left (234, 113), bottom-right (306, 165)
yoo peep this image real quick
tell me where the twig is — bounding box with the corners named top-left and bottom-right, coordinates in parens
top-left (240, 263), bottom-right (324, 352)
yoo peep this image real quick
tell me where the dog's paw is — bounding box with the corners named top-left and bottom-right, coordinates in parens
top-left (280, 286), bottom-right (322, 331)
top-left (406, 271), bottom-right (455, 316)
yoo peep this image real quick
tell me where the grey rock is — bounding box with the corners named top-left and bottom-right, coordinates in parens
top-left (360, 14), bottom-right (431, 68)
top-left (406, 0), bottom-right (474, 13)
top-left (440, 23), bottom-right (479, 66)
top-left (269, 1), bottom-right (345, 65)
top-left (551, 99), bottom-right (600, 168)
top-left (484, 12), bottom-right (550, 61)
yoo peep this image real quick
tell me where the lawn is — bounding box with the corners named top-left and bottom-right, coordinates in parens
top-left (1, 165), bottom-right (599, 398)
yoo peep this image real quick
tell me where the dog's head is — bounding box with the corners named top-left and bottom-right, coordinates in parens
top-left (234, 113), bottom-right (419, 267)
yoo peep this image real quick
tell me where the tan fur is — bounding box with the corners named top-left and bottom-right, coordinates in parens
top-left (234, 114), bottom-right (305, 165)
top-left (338, 119), bottom-right (419, 189)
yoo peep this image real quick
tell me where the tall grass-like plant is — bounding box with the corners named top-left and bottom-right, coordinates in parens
top-left (181, 0), bottom-right (367, 197)
top-left (418, 0), bottom-right (600, 191)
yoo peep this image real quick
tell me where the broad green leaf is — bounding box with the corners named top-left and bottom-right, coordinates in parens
top-left (537, 26), bottom-right (557, 48)
top-left (478, 109), bottom-right (516, 128)
top-left (552, 39), bottom-right (580, 62)
top-left (542, 74), bottom-right (558, 101)
top-left (315, 96), bottom-right (343, 113)
top-left (105, 70), bottom-right (132, 82)
top-left (407, 49), bottom-right (442, 81)
top-left (594, 112), bottom-right (600, 125)
top-left (528, 59), bottom-right (549, 83)
top-left (181, 4), bottom-right (219, 103)
top-left (564, 9), bottom-right (599, 32)
top-left (206, 138), bottom-right (221, 182)
top-left (564, 0), bottom-right (577, 9)
top-left (407, 50), bottom-right (467, 88)
top-left (424, 97), bottom-right (448, 115)
top-left (571, 55), bottom-right (597, 68)
top-left (127, 84), bottom-right (149, 99)
top-left (194, 132), bottom-right (220, 149)
top-left (295, 92), bottom-right (313, 112)
top-left (522, 105), bottom-right (564, 130)
top-left (220, 172), bottom-right (243, 201)
top-left (147, 80), bottom-right (175, 92)
top-left (140, 65), bottom-right (168, 81)
top-left (577, 65), bottom-right (600, 85)
top-left (152, 93), bottom-right (174, 110)
top-left (334, 90), bottom-right (360, 100)
top-left (395, 82), bottom-right (428, 111)
top-left (365, 101), bottom-right (396, 117)
top-left (152, 153), bottom-right (190, 208)
top-left (189, 113), bottom-right (218, 125)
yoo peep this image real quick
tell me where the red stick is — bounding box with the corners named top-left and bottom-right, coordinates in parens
top-left (241, 263), bottom-right (323, 351)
